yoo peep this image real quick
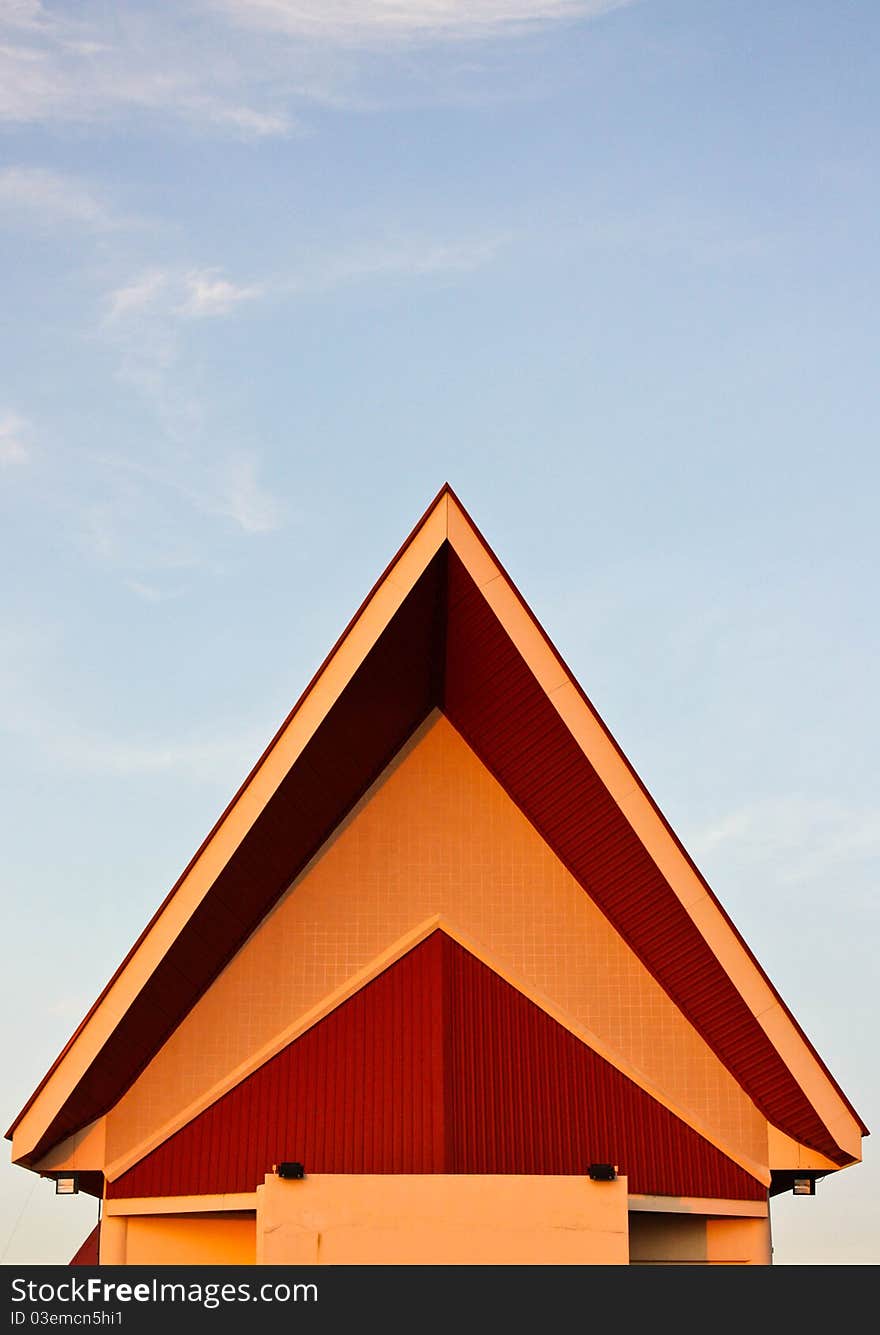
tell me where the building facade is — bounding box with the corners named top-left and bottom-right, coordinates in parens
top-left (7, 486), bottom-right (867, 1265)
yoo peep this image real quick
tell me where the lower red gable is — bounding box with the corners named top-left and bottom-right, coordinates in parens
top-left (108, 932), bottom-right (765, 1202)
top-left (70, 1223), bottom-right (100, 1266)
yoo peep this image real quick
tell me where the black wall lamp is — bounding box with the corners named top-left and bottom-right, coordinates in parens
top-left (588, 1163), bottom-right (617, 1181)
top-left (274, 1162), bottom-right (306, 1179)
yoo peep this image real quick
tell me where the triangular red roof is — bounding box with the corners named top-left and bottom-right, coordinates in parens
top-left (8, 484), bottom-right (867, 1173)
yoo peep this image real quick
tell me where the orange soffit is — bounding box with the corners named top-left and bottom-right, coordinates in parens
top-left (7, 484), bottom-right (868, 1185)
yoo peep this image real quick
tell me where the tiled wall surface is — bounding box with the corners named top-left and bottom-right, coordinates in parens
top-left (106, 715), bottom-right (766, 1169)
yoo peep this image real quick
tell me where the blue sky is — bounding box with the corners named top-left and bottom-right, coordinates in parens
top-left (1, 0), bottom-right (877, 1266)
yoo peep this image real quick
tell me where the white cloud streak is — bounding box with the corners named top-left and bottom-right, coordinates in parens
top-left (211, 1), bottom-right (633, 44)
top-left (176, 270), bottom-right (265, 319)
top-left (105, 267), bottom-right (266, 325)
top-left (0, 4), bottom-right (296, 136)
top-left (0, 166), bottom-right (115, 229)
top-left (689, 796), bottom-right (880, 888)
top-left (105, 270), bottom-right (170, 321)
top-left (96, 230), bottom-right (501, 534)
top-left (207, 453), bottom-right (282, 533)
top-left (83, 446), bottom-right (283, 542)
top-left (0, 1), bottom-right (635, 134)
top-left (292, 232), bottom-right (510, 289)
top-left (104, 232), bottom-right (505, 330)
top-left (125, 580), bottom-right (186, 604)
top-left (0, 412), bottom-right (30, 467)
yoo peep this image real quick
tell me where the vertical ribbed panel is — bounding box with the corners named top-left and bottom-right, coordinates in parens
top-left (442, 548), bottom-right (842, 1162)
top-left (108, 932), bottom-right (764, 1202)
top-left (443, 935), bottom-right (763, 1200)
top-left (109, 933), bottom-right (447, 1198)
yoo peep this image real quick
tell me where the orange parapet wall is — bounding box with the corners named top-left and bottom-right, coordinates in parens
top-left (99, 1212), bottom-right (255, 1266)
top-left (255, 1173), bottom-right (630, 1266)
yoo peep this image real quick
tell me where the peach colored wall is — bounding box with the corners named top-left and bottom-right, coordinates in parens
top-left (255, 1173), bottom-right (629, 1265)
top-left (629, 1212), bottom-right (771, 1265)
top-left (107, 715), bottom-right (766, 1175)
top-left (707, 1217), bottom-right (772, 1265)
top-left (99, 1212), bottom-right (255, 1265)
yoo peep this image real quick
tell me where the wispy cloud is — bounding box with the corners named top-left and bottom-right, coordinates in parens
top-left (292, 232), bottom-right (510, 289)
top-left (0, 3), bottom-right (296, 136)
top-left (105, 266), bottom-right (265, 326)
top-left (125, 580), bottom-right (186, 604)
top-left (103, 257), bottom-right (261, 466)
top-left (212, 1), bottom-right (633, 45)
top-left (0, 3), bottom-right (302, 136)
top-left (57, 730), bottom-right (267, 781)
top-left (0, 624), bottom-right (269, 781)
top-left (98, 228), bottom-right (503, 470)
top-left (689, 796), bottom-right (880, 888)
top-left (105, 269), bottom-right (170, 321)
top-left (181, 97), bottom-right (293, 138)
top-left (104, 235), bottom-right (503, 330)
top-left (94, 229), bottom-right (500, 544)
top-left (0, 1), bottom-right (634, 134)
top-left (87, 224), bottom-right (500, 558)
top-left (0, 412), bottom-right (30, 467)
top-left (176, 269), bottom-right (265, 319)
top-left (29, 713), bottom-right (269, 783)
top-left (46, 995), bottom-right (93, 1022)
top-left (206, 453), bottom-right (282, 534)
top-left (0, 166), bottom-right (116, 229)
top-left (568, 203), bottom-right (775, 269)
top-left (83, 446), bottom-right (283, 543)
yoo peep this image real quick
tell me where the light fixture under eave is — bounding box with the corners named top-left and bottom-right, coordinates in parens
top-left (792, 1176), bottom-right (816, 1196)
top-left (55, 1173), bottom-right (79, 1195)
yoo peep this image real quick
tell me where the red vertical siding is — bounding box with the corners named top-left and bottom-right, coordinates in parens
top-left (443, 935), bottom-right (763, 1199)
top-left (108, 933), bottom-right (764, 1202)
top-left (108, 931), bottom-right (447, 1198)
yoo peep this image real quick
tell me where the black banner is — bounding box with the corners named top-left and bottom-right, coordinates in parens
top-left (1, 1263), bottom-right (849, 1331)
